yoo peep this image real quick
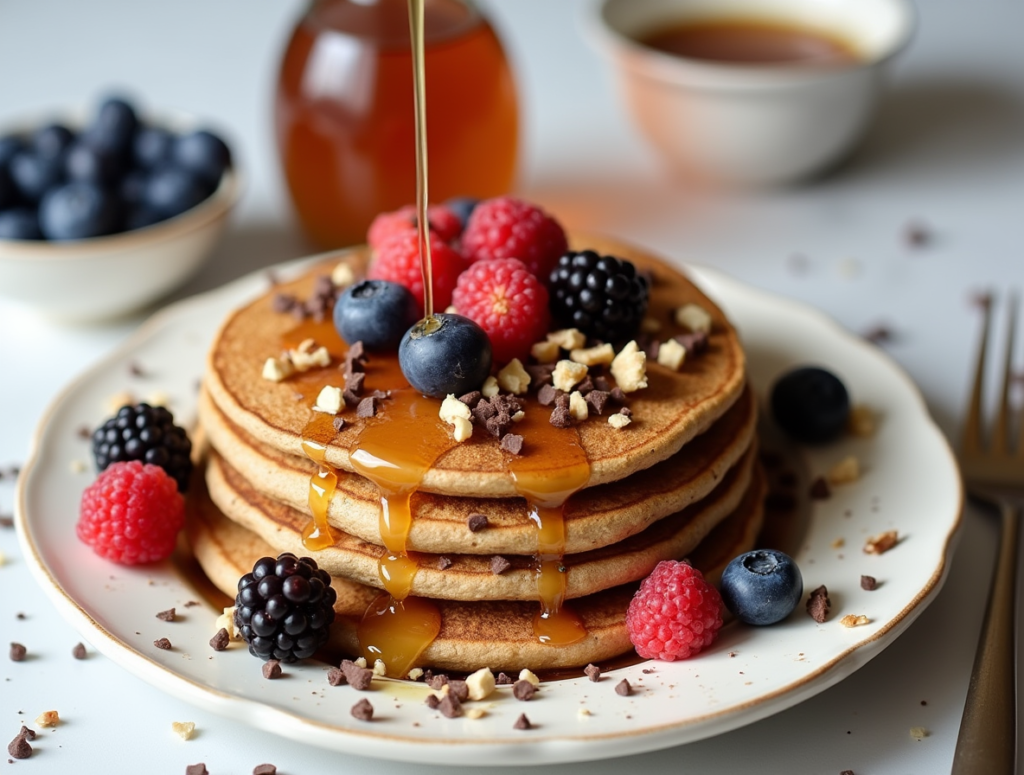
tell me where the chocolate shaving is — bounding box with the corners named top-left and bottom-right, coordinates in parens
top-left (437, 556), bottom-right (452, 570)
top-left (209, 629), bottom-right (229, 652)
top-left (513, 713), bottom-right (532, 730)
top-left (155, 608), bottom-right (176, 622)
top-left (253, 765), bottom-right (277, 775)
top-left (458, 391), bottom-right (482, 408)
top-left (585, 390), bottom-right (609, 416)
top-left (344, 370), bottom-right (365, 396)
top-left (584, 664), bottom-right (601, 682)
top-left (615, 679), bottom-right (632, 696)
top-left (341, 659), bottom-right (373, 690)
top-left (262, 659), bottom-right (282, 679)
top-left (72, 642), bottom-right (87, 660)
top-left (537, 383), bottom-right (560, 407)
top-left (9, 643), bottom-right (26, 662)
top-left (500, 433), bottom-right (524, 455)
top-left (185, 764), bottom-right (208, 775)
top-left (490, 556), bottom-right (511, 575)
top-left (806, 585), bottom-right (830, 623)
top-left (467, 514), bottom-right (489, 532)
top-left (860, 575), bottom-right (878, 591)
top-left (674, 330), bottom-right (709, 355)
top-left (809, 477), bottom-right (831, 500)
top-left (472, 400), bottom-right (498, 424)
top-left (327, 667), bottom-right (346, 686)
top-left (485, 412), bottom-right (512, 439)
top-left (356, 396), bottom-right (378, 418)
top-left (153, 638), bottom-right (172, 651)
top-left (332, 416), bottom-right (346, 432)
top-left (439, 694), bottom-right (463, 718)
top-left (350, 698), bottom-right (374, 721)
top-left (550, 394), bottom-right (572, 428)
top-left (346, 340), bottom-right (366, 368)
top-left (512, 680), bottom-right (536, 701)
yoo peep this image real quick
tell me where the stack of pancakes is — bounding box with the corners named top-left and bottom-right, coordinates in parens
top-left (187, 235), bottom-right (765, 674)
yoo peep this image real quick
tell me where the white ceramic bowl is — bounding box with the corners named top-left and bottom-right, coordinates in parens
top-left (584, 0), bottom-right (915, 186)
top-left (0, 116), bottom-right (241, 323)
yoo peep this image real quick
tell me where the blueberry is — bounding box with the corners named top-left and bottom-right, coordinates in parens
top-left (172, 129), bottom-right (231, 185)
top-left (133, 126), bottom-right (174, 169)
top-left (445, 196), bottom-right (479, 227)
top-left (124, 205), bottom-right (166, 231)
top-left (9, 150), bottom-right (66, 203)
top-left (119, 169), bottom-right (148, 206)
top-left (770, 366), bottom-right (850, 444)
top-left (720, 549), bottom-right (803, 626)
top-left (0, 135), bottom-right (24, 170)
top-left (31, 123), bottom-right (75, 159)
top-left (0, 207), bottom-right (43, 240)
top-left (87, 96), bottom-right (138, 155)
top-left (334, 279), bottom-right (419, 351)
top-left (64, 140), bottom-right (125, 185)
top-left (39, 181), bottom-right (120, 240)
top-left (398, 313), bottom-right (492, 398)
top-left (143, 166), bottom-right (209, 217)
top-left (0, 167), bottom-right (18, 210)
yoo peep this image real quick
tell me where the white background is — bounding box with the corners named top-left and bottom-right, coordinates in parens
top-left (1, 0), bottom-right (1023, 772)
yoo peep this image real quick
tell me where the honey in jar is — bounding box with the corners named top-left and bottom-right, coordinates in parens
top-left (275, 0), bottom-right (519, 248)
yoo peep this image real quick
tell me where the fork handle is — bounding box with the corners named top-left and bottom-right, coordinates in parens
top-left (951, 501), bottom-right (1019, 774)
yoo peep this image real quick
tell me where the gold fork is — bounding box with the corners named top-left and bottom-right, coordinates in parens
top-left (952, 292), bottom-right (1021, 774)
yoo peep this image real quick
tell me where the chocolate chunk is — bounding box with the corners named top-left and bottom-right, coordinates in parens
top-left (485, 411), bottom-right (512, 439)
top-left (7, 730), bottom-right (32, 760)
top-left (673, 330), bottom-right (709, 355)
top-left (537, 383), bottom-right (560, 407)
top-left (341, 659), bottom-right (373, 690)
top-left (490, 556), bottom-right (511, 575)
top-left (860, 575), bottom-right (878, 591)
top-left (439, 694), bottom-right (463, 718)
top-left (153, 638), bottom-right (172, 651)
top-left (513, 713), bottom-right (532, 730)
top-left (184, 600), bottom-right (200, 608)
top-left (9, 642), bottom-right (26, 662)
top-left (424, 694), bottom-right (440, 710)
top-left (185, 764), bottom-right (208, 775)
top-left (492, 394), bottom-right (523, 414)
top-left (584, 664), bottom-right (601, 682)
top-left (272, 293), bottom-right (298, 313)
top-left (593, 375), bottom-right (611, 392)
top-left (641, 337), bottom-right (660, 360)
top-left (18, 727), bottom-right (35, 742)
top-left (618, 406), bottom-right (632, 417)
top-left (526, 364), bottom-right (554, 387)
top-left (356, 396), bottom-right (378, 418)
top-left (550, 394), bottom-right (572, 428)
top-left (209, 628), bottom-right (229, 652)
top-left (72, 642), bottom-right (87, 660)
top-left (253, 765), bottom-right (277, 775)
top-left (326, 667), bottom-right (347, 686)
top-left (350, 698), bottom-right (374, 721)
top-left (500, 433), bottom-right (524, 455)
top-left (344, 369), bottom-right (365, 396)
top-left (262, 660), bottom-right (283, 679)
top-left (15, 613), bottom-right (25, 620)
top-left (458, 391), bottom-right (482, 408)
top-left (904, 220), bottom-right (930, 247)
top-left (806, 585), bottom-right (831, 623)
top-left (448, 680), bottom-right (469, 702)
top-left (428, 674), bottom-right (449, 689)
top-left (575, 376), bottom-right (594, 395)
top-left (156, 607), bottom-right (176, 622)
top-left (436, 556), bottom-right (452, 571)
top-left (615, 679), bottom-right (632, 696)
top-left (467, 514), bottom-right (489, 532)
top-left (609, 387), bottom-right (627, 404)
top-left (862, 325), bottom-right (894, 345)
top-left (585, 390), bottom-right (609, 416)
top-left (496, 672), bottom-right (514, 685)
top-left (332, 416), bottom-right (346, 432)
top-left (840, 770), bottom-right (855, 775)
top-left (512, 680), bottom-right (536, 701)
top-left (472, 399), bottom-right (498, 424)
top-left (809, 477), bottom-right (831, 500)
top-left (0, 513), bottom-right (12, 529)
top-left (76, 424), bottom-right (92, 440)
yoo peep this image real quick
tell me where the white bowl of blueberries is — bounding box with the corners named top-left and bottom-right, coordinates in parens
top-left (0, 95), bottom-right (240, 322)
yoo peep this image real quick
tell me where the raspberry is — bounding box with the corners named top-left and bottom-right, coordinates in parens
top-left (626, 560), bottom-right (723, 661)
top-left (460, 196), bottom-right (568, 280)
top-left (451, 258), bottom-right (550, 365)
top-left (367, 204), bottom-right (462, 250)
top-left (77, 461), bottom-right (185, 565)
top-left (368, 230), bottom-right (467, 313)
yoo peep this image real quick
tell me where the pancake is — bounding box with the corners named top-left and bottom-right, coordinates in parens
top-left (187, 468), bottom-right (765, 672)
top-left (205, 447), bottom-right (762, 601)
top-left (203, 233), bottom-right (747, 498)
top-left (199, 381), bottom-right (757, 555)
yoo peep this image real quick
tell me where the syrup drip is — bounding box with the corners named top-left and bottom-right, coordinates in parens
top-left (507, 409), bottom-right (591, 646)
top-left (298, 375), bottom-right (342, 552)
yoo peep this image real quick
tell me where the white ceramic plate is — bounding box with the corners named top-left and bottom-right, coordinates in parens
top-left (15, 256), bottom-right (962, 766)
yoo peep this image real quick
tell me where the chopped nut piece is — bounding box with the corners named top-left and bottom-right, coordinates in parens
top-left (547, 328), bottom-right (586, 350)
top-left (104, 390), bottom-right (136, 415)
top-left (451, 416), bottom-right (473, 442)
top-left (910, 726), bottom-right (929, 740)
top-left (513, 713), bottom-right (532, 730)
top-left (570, 343), bottom-right (614, 367)
top-left (511, 410), bottom-right (525, 422)
top-left (481, 375), bottom-right (499, 398)
top-left (466, 667), bottom-right (496, 700)
top-left (289, 342), bottom-right (331, 371)
top-left (147, 391), bottom-right (170, 408)
top-left (354, 657), bottom-right (368, 668)
top-left (407, 667), bottom-right (424, 681)
top-left (372, 659), bottom-right (387, 677)
top-left (262, 660), bottom-right (282, 679)
top-left (656, 338), bottom-right (687, 371)
top-left (440, 393), bottom-right (472, 425)
top-left (568, 391), bottom-right (589, 423)
top-left (615, 679), bottom-right (632, 696)
top-left (262, 356), bottom-right (295, 382)
top-left (828, 456), bottom-right (860, 485)
top-left (675, 303), bottom-right (713, 333)
top-left (69, 459), bottom-right (86, 474)
top-left (171, 721), bottom-right (196, 740)
top-left (831, 537), bottom-right (845, 549)
top-left (864, 530), bottom-right (899, 555)
top-left (608, 413), bottom-right (632, 429)
top-left (848, 404), bottom-right (877, 437)
top-left (497, 358), bottom-right (531, 395)
top-left (351, 698), bottom-right (374, 721)
top-left (610, 340), bottom-right (648, 393)
top-left (530, 339), bottom-right (560, 364)
top-left (35, 711), bottom-right (59, 728)
top-left (840, 614), bottom-right (870, 628)
top-left (331, 261), bottom-right (355, 287)
top-left (464, 706), bottom-right (486, 720)
top-left (518, 668), bottom-right (540, 686)
top-left (806, 585), bottom-right (831, 623)
top-left (313, 385), bottom-right (344, 414)
top-left (215, 606), bottom-right (241, 640)
top-left (552, 359), bottom-right (589, 392)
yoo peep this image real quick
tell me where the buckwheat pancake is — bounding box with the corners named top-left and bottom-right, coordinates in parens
top-left (203, 233), bottom-right (746, 498)
top-left (205, 446), bottom-right (762, 601)
top-left (199, 381), bottom-right (757, 555)
top-left (187, 468), bottom-right (765, 672)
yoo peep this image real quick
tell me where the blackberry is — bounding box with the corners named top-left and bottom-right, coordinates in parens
top-left (91, 403), bottom-right (193, 493)
top-left (548, 250), bottom-right (649, 344)
top-left (234, 553), bottom-right (337, 663)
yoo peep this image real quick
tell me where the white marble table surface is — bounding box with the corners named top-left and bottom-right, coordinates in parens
top-left (1, 0), bottom-right (1022, 772)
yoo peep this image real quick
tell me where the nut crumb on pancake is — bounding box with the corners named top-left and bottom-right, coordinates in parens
top-left (610, 341), bottom-right (647, 393)
top-left (675, 303), bottom-right (712, 334)
top-left (864, 530), bottom-right (898, 554)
